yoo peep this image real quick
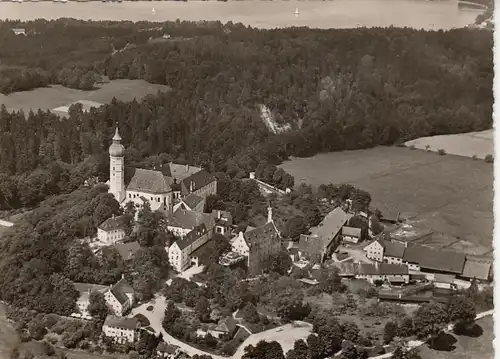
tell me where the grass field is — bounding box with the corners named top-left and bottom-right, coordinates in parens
top-left (404, 130), bottom-right (493, 160)
top-left (418, 316), bottom-right (494, 359)
top-left (280, 146), bottom-right (493, 252)
top-left (0, 79), bottom-right (171, 114)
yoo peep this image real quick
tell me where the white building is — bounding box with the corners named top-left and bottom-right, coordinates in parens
top-left (97, 214), bottom-right (129, 244)
top-left (102, 315), bottom-right (139, 344)
top-left (168, 223), bottom-right (210, 272)
top-left (107, 125), bottom-right (216, 214)
top-left (72, 276), bottom-right (135, 319)
top-left (212, 210), bottom-right (233, 236)
top-left (73, 283), bottom-right (108, 320)
top-left (165, 207), bottom-right (214, 238)
top-left (173, 193), bottom-right (205, 213)
top-left (363, 239), bottom-right (406, 264)
top-left (341, 226), bottom-right (362, 243)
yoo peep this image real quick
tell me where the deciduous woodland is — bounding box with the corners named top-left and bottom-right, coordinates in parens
top-left (0, 19), bottom-right (494, 358)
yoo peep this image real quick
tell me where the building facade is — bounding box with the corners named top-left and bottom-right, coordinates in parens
top-left (168, 224), bottom-right (210, 272)
top-left (102, 315), bottom-right (139, 344)
top-left (231, 205), bottom-right (282, 275)
top-left (97, 214), bottom-right (129, 244)
top-left (72, 276), bottom-right (135, 319)
top-left (108, 126), bottom-right (216, 214)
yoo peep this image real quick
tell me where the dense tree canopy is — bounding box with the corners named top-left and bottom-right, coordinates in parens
top-left (0, 19), bottom-right (493, 212)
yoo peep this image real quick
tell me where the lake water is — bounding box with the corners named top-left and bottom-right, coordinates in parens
top-left (0, 0), bottom-right (479, 30)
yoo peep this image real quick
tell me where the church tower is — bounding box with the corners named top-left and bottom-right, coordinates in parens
top-left (109, 124), bottom-right (126, 204)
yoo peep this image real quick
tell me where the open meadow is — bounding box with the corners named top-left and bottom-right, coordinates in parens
top-left (280, 146), bottom-right (493, 253)
top-left (0, 79), bottom-right (171, 114)
top-left (404, 130), bottom-right (493, 160)
top-left (418, 316), bottom-right (494, 359)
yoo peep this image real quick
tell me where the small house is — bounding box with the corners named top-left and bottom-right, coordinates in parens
top-left (433, 273), bottom-right (456, 290)
top-left (102, 315), bottom-right (139, 344)
top-left (208, 317), bottom-right (238, 339)
top-left (341, 226), bottom-right (362, 243)
top-left (157, 342), bottom-right (181, 359)
top-left (97, 214), bottom-right (130, 245)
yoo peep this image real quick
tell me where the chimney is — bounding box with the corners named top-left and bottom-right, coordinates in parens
top-left (190, 181), bottom-right (194, 192)
top-left (128, 249), bottom-right (133, 259)
top-left (267, 203), bottom-right (273, 224)
top-left (404, 241), bottom-right (408, 248)
top-left (375, 261), bottom-right (380, 271)
top-left (185, 164), bottom-right (189, 172)
top-left (121, 273), bottom-right (125, 280)
top-left (218, 210), bottom-right (221, 219)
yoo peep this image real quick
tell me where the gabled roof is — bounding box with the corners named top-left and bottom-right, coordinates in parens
top-left (183, 193), bottom-right (204, 209)
top-left (298, 234), bottom-right (328, 255)
top-left (403, 245), bottom-right (466, 274)
top-left (313, 207), bottom-right (352, 239)
top-left (434, 273), bottom-right (455, 284)
top-left (342, 226), bottom-right (362, 237)
top-left (461, 257), bottom-right (492, 281)
top-left (115, 241), bottom-right (141, 261)
top-left (157, 342), bottom-right (180, 354)
top-left (381, 239), bottom-right (406, 259)
top-left (212, 210), bottom-right (233, 225)
top-left (126, 168), bottom-right (172, 194)
top-left (168, 163), bottom-right (202, 181)
top-left (110, 277), bottom-right (134, 305)
top-left (181, 170), bottom-right (216, 194)
top-left (104, 315), bottom-right (138, 330)
top-left (175, 223), bottom-right (208, 251)
top-left (98, 214), bottom-right (129, 232)
top-left (244, 222), bottom-right (280, 248)
top-left (215, 317), bottom-right (238, 333)
top-left (166, 208), bottom-right (212, 230)
top-left (73, 282), bottom-right (108, 294)
top-left (358, 263), bottom-right (409, 276)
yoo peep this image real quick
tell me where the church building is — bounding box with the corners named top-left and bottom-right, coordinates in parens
top-left (107, 126), bottom-right (217, 213)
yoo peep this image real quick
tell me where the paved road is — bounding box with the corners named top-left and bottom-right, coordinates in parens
top-left (131, 295), bottom-right (226, 359)
top-left (233, 323), bottom-right (313, 358)
top-left (132, 296), bottom-right (313, 359)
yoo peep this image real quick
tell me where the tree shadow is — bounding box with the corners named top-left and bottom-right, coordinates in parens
top-left (454, 323), bottom-right (484, 338)
top-left (427, 332), bottom-right (457, 352)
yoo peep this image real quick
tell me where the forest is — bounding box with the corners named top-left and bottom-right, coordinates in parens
top-left (0, 19), bottom-right (493, 210)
